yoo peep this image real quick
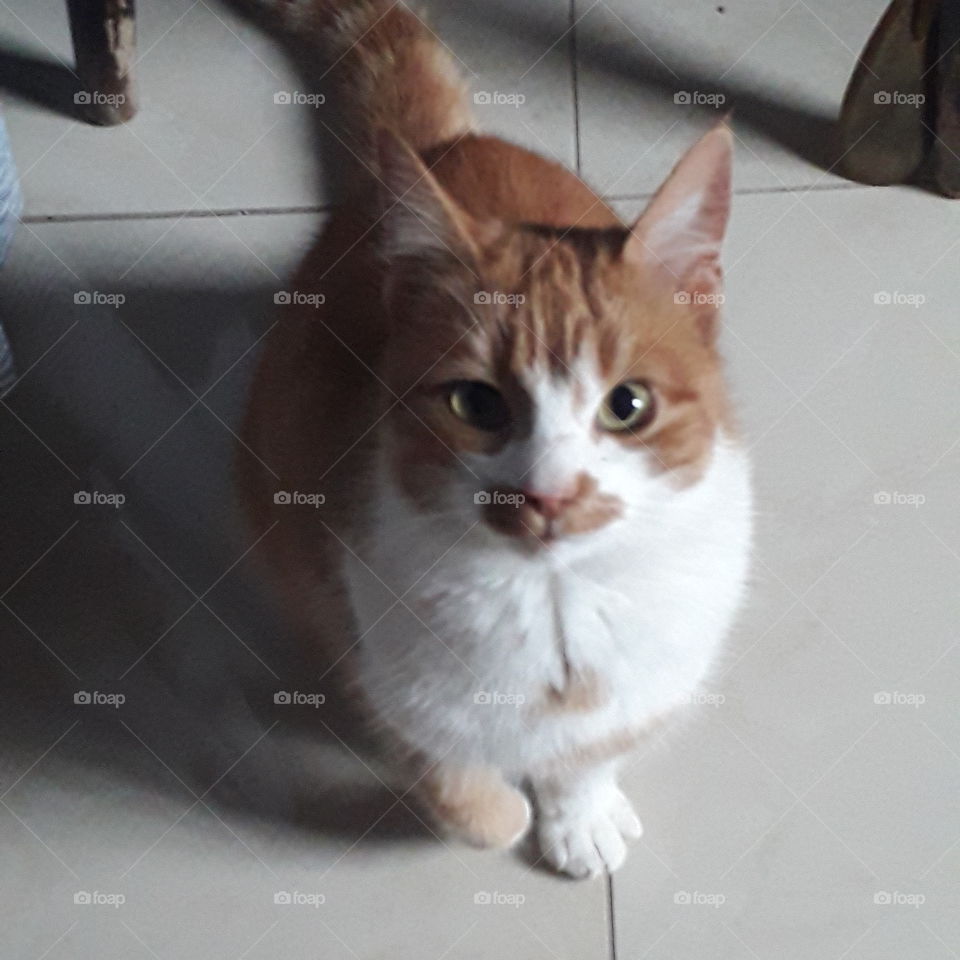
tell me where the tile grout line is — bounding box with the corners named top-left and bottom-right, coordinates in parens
top-left (606, 874), bottom-right (618, 960)
top-left (570, 0), bottom-right (582, 176)
top-left (20, 204), bottom-right (332, 225)
top-left (18, 181), bottom-right (880, 226)
top-left (608, 180), bottom-right (877, 203)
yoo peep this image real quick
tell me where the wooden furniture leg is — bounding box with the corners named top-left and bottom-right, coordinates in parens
top-left (933, 0), bottom-right (960, 195)
top-left (66, 0), bottom-right (137, 125)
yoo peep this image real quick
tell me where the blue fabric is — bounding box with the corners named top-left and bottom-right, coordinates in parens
top-left (0, 114), bottom-right (21, 396)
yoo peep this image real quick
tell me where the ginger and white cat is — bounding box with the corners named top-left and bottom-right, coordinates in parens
top-left (238, 0), bottom-right (752, 877)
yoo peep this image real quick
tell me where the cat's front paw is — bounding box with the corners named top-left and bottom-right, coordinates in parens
top-left (418, 764), bottom-right (532, 850)
top-left (538, 786), bottom-right (642, 879)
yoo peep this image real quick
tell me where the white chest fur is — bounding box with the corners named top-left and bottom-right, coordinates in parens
top-left (342, 440), bottom-right (753, 777)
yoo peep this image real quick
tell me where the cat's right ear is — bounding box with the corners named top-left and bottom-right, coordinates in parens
top-left (376, 130), bottom-right (485, 268)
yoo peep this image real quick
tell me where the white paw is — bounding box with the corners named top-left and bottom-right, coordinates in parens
top-left (538, 787), bottom-right (642, 879)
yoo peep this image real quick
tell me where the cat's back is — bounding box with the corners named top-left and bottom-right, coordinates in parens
top-left (424, 135), bottom-right (623, 229)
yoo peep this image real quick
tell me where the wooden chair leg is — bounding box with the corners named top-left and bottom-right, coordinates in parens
top-left (933, 0), bottom-right (960, 196)
top-left (66, 0), bottom-right (137, 125)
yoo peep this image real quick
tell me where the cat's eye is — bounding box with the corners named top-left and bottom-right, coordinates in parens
top-left (597, 381), bottom-right (656, 433)
top-left (448, 381), bottom-right (510, 432)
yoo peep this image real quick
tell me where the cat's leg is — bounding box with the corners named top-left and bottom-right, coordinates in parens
top-left (532, 759), bottom-right (643, 878)
top-left (416, 763), bottom-right (532, 849)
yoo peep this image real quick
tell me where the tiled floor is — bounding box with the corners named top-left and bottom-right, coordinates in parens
top-left (2, 1), bottom-right (959, 958)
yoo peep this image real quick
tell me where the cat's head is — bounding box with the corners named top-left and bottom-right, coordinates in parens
top-left (373, 125), bottom-right (735, 549)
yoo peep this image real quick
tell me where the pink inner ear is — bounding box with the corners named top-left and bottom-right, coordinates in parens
top-left (376, 129), bottom-right (478, 265)
top-left (624, 122), bottom-right (733, 296)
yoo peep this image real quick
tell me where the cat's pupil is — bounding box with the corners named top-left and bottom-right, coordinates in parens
top-left (610, 385), bottom-right (642, 420)
top-left (453, 381), bottom-right (508, 431)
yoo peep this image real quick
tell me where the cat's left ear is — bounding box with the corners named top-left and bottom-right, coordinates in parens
top-left (623, 121), bottom-right (732, 306)
top-left (376, 130), bottom-right (493, 267)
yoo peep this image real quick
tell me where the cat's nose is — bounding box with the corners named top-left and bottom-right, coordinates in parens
top-left (520, 488), bottom-right (575, 519)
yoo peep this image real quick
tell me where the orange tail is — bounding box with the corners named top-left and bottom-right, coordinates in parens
top-left (262, 0), bottom-right (475, 158)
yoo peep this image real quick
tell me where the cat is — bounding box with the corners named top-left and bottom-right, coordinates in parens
top-left (237, 0), bottom-right (753, 878)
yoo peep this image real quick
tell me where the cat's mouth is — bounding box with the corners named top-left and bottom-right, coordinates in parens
top-left (480, 485), bottom-right (624, 545)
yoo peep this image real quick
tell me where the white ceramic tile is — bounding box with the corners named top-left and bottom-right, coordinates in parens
top-left (3, 0), bottom-right (318, 216)
top-left (2, 756), bottom-right (610, 959)
top-left (2, 0), bottom-right (574, 218)
top-left (612, 186), bottom-right (960, 960)
top-left (424, 0), bottom-right (576, 169)
top-left (576, 0), bottom-right (889, 197)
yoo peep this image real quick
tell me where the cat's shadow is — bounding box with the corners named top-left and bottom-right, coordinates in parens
top-left (0, 277), bottom-right (431, 851)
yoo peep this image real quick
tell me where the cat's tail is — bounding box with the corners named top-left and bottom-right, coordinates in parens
top-left (252, 0), bottom-right (475, 158)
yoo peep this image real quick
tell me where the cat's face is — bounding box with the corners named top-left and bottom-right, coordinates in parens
top-left (376, 126), bottom-right (734, 549)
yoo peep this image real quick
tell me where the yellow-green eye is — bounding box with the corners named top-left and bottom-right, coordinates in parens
top-left (597, 381), bottom-right (656, 432)
top-left (448, 381), bottom-right (510, 432)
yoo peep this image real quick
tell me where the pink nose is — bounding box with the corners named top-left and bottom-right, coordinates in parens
top-left (521, 489), bottom-right (574, 519)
